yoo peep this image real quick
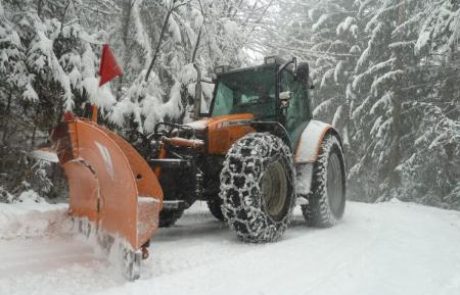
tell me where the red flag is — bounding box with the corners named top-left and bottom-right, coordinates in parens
top-left (99, 44), bottom-right (122, 86)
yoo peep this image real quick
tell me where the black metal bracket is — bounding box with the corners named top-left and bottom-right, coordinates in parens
top-left (148, 158), bottom-right (192, 169)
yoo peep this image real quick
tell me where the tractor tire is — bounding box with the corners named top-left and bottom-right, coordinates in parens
top-left (219, 133), bottom-right (295, 243)
top-left (207, 199), bottom-right (225, 221)
top-left (302, 133), bottom-right (346, 227)
top-left (159, 208), bottom-right (184, 227)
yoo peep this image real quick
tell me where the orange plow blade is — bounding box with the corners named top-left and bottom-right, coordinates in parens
top-left (51, 116), bottom-right (163, 254)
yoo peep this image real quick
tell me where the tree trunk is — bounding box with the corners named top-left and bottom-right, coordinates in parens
top-left (1, 91), bottom-right (12, 145)
top-left (117, 0), bottom-right (134, 98)
top-left (145, 8), bottom-right (174, 82)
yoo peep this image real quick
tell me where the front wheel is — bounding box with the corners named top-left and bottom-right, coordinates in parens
top-left (207, 199), bottom-right (225, 221)
top-left (159, 208), bottom-right (184, 227)
top-left (302, 133), bottom-right (346, 227)
top-left (219, 133), bottom-right (295, 243)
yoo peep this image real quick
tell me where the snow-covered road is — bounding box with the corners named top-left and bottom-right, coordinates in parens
top-left (1, 200), bottom-right (460, 295)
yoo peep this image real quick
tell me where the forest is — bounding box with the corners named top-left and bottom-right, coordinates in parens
top-left (0, 0), bottom-right (459, 209)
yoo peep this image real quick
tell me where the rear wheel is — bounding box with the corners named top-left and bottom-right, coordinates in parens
top-left (220, 133), bottom-right (295, 243)
top-left (302, 133), bottom-right (346, 227)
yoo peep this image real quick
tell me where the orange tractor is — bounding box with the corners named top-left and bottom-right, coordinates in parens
top-left (49, 57), bottom-right (346, 279)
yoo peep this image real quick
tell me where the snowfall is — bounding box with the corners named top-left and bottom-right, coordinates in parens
top-left (1, 197), bottom-right (460, 295)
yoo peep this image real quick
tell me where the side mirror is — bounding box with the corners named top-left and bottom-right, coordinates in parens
top-left (279, 91), bottom-right (292, 101)
top-left (279, 91), bottom-right (291, 109)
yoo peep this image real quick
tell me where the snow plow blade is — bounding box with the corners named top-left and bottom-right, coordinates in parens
top-left (51, 115), bottom-right (163, 255)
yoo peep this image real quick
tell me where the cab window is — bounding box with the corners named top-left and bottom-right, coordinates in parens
top-left (280, 71), bottom-right (310, 132)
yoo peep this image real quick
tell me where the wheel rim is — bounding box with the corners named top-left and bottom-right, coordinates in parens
top-left (261, 160), bottom-right (288, 221)
top-left (327, 152), bottom-right (344, 217)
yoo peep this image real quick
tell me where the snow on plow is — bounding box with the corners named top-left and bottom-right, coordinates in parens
top-left (50, 113), bottom-right (163, 280)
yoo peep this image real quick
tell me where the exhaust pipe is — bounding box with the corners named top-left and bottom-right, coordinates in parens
top-left (193, 64), bottom-right (202, 120)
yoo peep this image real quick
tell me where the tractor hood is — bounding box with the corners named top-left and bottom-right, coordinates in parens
top-left (185, 114), bottom-right (256, 155)
top-left (185, 113), bottom-right (255, 131)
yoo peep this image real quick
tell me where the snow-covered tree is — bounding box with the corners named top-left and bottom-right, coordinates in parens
top-left (89, 0), bottom-right (274, 134)
top-left (396, 0), bottom-right (460, 208)
top-left (348, 0), bottom-right (422, 199)
top-left (0, 0), bottom-right (107, 199)
top-left (350, 0), bottom-right (460, 205)
top-left (270, 0), bottom-right (460, 208)
top-left (0, 0), bottom-right (275, 201)
top-left (307, 0), bottom-right (363, 146)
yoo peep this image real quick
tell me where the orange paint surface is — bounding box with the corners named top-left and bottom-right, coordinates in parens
top-left (207, 113), bottom-right (255, 155)
top-left (53, 118), bottom-right (162, 250)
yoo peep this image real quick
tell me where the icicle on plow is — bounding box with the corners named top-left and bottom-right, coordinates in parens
top-left (50, 113), bottom-right (163, 280)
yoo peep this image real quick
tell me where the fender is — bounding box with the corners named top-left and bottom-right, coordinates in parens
top-left (294, 120), bottom-right (342, 195)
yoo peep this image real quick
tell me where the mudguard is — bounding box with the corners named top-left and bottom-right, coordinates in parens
top-left (51, 115), bottom-right (163, 251)
top-left (295, 120), bottom-right (339, 164)
top-left (294, 120), bottom-right (341, 195)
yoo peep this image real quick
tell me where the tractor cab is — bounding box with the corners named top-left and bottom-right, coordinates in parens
top-left (209, 57), bottom-right (313, 145)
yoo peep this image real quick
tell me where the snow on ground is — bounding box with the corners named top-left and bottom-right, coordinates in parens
top-left (1, 200), bottom-right (460, 295)
top-left (0, 194), bottom-right (68, 240)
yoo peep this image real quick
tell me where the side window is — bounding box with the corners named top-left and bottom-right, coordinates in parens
top-left (240, 94), bottom-right (259, 104)
top-left (280, 71), bottom-right (309, 131)
top-left (280, 71), bottom-right (293, 92)
top-left (212, 83), bottom-right (234, 116)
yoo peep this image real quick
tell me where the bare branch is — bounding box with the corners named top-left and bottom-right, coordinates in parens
top-left (144, 0), bottom-right (191, 81)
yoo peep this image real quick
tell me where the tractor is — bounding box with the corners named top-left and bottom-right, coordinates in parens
top-left (47, 56), bottom-right (346, 279)
top-left (149, 56), bottom-right (346, 241)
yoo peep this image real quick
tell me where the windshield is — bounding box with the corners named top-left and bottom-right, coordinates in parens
top-left (211, 65), bottom-right (277, 119)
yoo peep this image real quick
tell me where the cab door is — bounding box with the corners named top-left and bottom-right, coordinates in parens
top-left (280, 70), bottom-right (312, 145)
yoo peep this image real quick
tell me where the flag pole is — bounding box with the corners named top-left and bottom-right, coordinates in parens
top-left (91, 104), bottom-right (99, 122)
top-left (93, 44), bottom-right (123, 123)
